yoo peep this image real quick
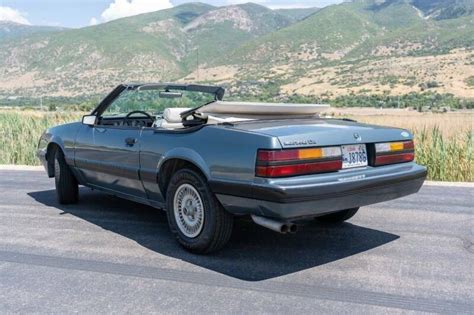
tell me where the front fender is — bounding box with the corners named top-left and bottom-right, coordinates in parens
top-left (37, 131), bottom-right (66, 157)
top-left (37, 122), bottom-right (82, 176)
top-left (36, 131), bottom-right (67, 177)
top-left (49, 135), bottom-right (66, 152)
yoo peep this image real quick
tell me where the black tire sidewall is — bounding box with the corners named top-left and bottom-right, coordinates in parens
top-left (54, 153), bottom-right (61, 188)
top-left (54, 149), bottom-right (78, 204)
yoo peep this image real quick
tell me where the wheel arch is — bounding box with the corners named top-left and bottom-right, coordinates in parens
top-left (45, 138), bottom-right (65, 177)
top-left (157, 149), bottom-right (210, 199)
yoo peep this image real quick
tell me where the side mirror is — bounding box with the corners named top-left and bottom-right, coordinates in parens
top-left (82, 115), bottom-right (97, 126)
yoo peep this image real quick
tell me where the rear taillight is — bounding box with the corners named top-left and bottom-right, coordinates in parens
top-left (374, 140), bottom-right (415, 166)
top-left (256, 147), bottom-right (342, 178)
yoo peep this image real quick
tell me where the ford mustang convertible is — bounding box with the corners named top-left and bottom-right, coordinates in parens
top-left (37, 83), bottom-right (427, 253)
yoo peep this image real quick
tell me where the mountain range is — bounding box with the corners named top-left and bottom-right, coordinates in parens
top-left (0, 21), bottom-right (66, 41)
top-left (0, 0), bottom-right (472, 100)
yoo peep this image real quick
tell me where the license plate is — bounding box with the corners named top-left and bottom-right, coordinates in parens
top-left (342, 144), bottom-right (368, 169)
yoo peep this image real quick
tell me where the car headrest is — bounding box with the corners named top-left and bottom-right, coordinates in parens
top-left (163, 108), bottom-right (192, 123)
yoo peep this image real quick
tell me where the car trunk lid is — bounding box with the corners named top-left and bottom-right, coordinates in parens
top-left (229, 118), bottom-right (411, 148)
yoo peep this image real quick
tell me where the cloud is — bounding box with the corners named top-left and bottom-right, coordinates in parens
top-left (89, 17), bottom-right (98, 26)
top-left (0, 6), bottom-right (30, 25)
top-left (100, 0), bottom-right (173, 22)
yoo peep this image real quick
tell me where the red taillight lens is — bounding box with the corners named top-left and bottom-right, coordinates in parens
top-left (256, 147), bottom-right (342, 178)
top-left (257, 150), bottom-right (299, 162)
top-left (256, 160), bottom-right (342, 177)
top-left (374, 140), bottom-right (415, 166)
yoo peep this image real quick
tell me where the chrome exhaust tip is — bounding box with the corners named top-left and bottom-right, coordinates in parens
top-left (251, 215), bottom-right (296, 234)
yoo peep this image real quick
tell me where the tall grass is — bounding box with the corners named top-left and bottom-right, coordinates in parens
top-left (0, 110), bottom-right (472, 181)
top-left (348, 112), bottom-right (474, 181)
top-left (0, 111), bottom-right (82, 165)
top-left (414, 127), bottom-right (473, 182)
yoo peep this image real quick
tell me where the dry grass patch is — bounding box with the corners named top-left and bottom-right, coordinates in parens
top-left (281, 49), bottom-right (474, 98)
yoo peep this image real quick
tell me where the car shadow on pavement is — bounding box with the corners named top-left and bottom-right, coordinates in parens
top-left (29, 188), bottom-right (399, 281)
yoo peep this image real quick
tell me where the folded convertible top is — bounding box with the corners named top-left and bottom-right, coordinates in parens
top-left (194, 101), bottom-right (330, 116)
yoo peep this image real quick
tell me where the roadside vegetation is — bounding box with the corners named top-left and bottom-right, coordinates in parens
top-left (0, 111), bottom-right (82, 165)
top-left (343, 112), bottom-right (473, 182)
top-left (0, 109), bottom-right (472, 182)
top-left (329, 93), bottom-right (474, 110)
top-left (415, 128), bottom-right (472, 182)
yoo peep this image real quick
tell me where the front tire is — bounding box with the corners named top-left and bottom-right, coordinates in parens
top-left (317, 207), bottom-right (359, 223)
top-left (166, 169), bottom-right (233, 254)
top-left (54, 149), bottom-right (78, 204)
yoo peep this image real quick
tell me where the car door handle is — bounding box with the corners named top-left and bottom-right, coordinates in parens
top-left (125, 138), bottom-right (137, 146)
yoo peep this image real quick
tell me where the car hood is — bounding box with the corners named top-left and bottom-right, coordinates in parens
top-left (230, 119), bottom-right (412, 148)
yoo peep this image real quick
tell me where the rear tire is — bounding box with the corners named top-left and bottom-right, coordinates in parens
top-left (317, 207), bottom-right (359, 223)
top-left (54, 149), bottom-right (78, 204)
top-left (166, 169), bottom-right (233, 254)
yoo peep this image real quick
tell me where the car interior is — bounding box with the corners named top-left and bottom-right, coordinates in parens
top-left (92, 85), bottom-right (327, 130)
top-left (94, 86), bottom-right (213, 130)
top-left (97, 111), bottom-right (157, 128)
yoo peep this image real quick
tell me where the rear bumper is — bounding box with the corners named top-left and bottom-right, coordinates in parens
top-left (210, 162), bottom-right (427, 220)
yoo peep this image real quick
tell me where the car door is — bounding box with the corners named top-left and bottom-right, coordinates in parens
top-left (75, 124), bottom-right (145, 198)
top-left (74, 87), bottom-right (147, 199)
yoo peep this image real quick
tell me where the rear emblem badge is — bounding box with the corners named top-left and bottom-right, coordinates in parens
top-left (401, 131), bottom-right (410, 138)
top-left (353, 133), bottom-right (362, 141)
top-left (283, 140), bottom-right (317, 146)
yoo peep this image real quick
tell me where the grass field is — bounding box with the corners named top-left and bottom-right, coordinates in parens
top-left (335, 109), bottom-right (473, 182)
top-left (0, 109), bottom-right (472, 182)
top-left (0, 111), bottom-right (82, 166)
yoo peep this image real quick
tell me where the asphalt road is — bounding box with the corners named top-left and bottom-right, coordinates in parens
top-left (0, 169), bottom-right (472, 314)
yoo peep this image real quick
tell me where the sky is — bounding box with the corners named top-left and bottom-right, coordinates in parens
top-left (0, 0), bottom-right (344, 28)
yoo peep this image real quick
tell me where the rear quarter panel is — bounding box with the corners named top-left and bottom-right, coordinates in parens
top-left (139, 125), bottom-right (279, 202)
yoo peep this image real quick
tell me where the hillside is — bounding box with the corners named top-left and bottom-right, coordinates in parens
top-left (274, 8), bottom-right (320, 22)
top-left (0, 0), bottom-right (472, 100)
top-left (0, 2), bottom-right (292, 97)
top-left (0, 21), bottom-right (65, 40)
top-left (182, 3), bottom-right (291, 72)
top-left (202, 0), bottom-right (474, 99)
top-left (225, 0), bottom-right (473, 64)
top-left (410, 0), bottom-right (474, 20)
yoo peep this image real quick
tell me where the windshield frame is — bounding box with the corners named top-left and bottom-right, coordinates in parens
top-left (91, 83), bottom-right (225, 117)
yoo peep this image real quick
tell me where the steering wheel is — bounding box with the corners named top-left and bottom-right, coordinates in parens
top-left (123, 110), bottom-right (153, 126)
top-left (125, 110), bottom-right (153, 120)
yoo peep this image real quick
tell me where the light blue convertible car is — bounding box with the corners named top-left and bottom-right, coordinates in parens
top-left (37, 83), bottom-right (427, 253)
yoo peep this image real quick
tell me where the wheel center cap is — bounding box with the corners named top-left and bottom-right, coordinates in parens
top-left (184, 202), bottom-right (196, 220)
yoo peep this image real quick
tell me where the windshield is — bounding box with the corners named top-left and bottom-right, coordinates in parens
top-left (102, 88), bottom-right (216, 117)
